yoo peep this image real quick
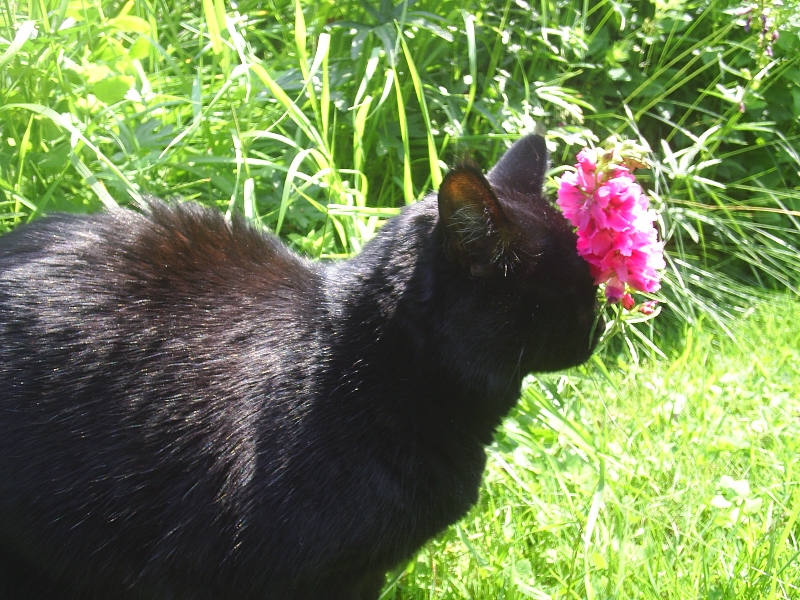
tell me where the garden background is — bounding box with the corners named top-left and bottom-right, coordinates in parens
top-left (1, 0), bottom-right (799, 597)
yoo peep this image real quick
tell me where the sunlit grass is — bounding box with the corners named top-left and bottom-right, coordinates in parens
top-left (387, 295), bottom-right (800, 599)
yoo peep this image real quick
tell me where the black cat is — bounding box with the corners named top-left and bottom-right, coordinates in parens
top-left (0, 134), bottom-right (598, 599)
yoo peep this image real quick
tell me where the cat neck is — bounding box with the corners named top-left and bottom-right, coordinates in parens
top-left (319, 199), bottom-right (522, 443)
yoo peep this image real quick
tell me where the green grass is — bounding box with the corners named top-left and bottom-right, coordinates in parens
top-left (386, 295), bottom-right (800, 599)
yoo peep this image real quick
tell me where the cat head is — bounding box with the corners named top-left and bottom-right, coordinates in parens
top-left (437, 134), bottom-right (600, 373)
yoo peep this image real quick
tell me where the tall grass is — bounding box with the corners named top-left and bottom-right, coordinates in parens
top-left (1, 0), bottom-right (798, 317)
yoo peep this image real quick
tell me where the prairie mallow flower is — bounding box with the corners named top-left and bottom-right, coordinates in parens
top-left (556, 136), bottom-right (665, 311)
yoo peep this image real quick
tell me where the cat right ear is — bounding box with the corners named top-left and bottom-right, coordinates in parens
top-left (437, 164), bottom-right (512, 278)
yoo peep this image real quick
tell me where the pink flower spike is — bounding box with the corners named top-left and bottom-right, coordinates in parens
top-left (556, 137), bottom-right (665, 312)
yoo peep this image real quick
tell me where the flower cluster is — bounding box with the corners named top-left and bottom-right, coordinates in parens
top-left (557, 138), bottom-right (664, 311)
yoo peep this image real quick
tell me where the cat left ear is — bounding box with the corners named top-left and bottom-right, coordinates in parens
top-left (486, 134), bottom-right (549, 196)
top-left (437, 164), bottom-right (511, 278)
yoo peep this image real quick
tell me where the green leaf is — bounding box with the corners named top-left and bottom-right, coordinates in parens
top-left (591, 552), bottom-right (608, 570)
top-left (91, 75), bottom-right (134, 104)
top-left (85, 64), bottom-right (112, 84)
top-left (608, 67), bottom-right (631, 81)
top-left (129, 36), bottom-right (150, 60)
top-left (107, 15), bottom-right (151, 34)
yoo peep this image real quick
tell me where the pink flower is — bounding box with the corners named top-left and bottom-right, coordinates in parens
top-left (557, 168), bottom-right (598, 230)
top-left (556, 142), bottom-right (664, 309)
top-left (576, 149), bottom-right (597, 171)
top-left (639, 301), bottom-right (658, 315)
top-left (621, 293), bottom-right (635, 311)
top-left (603, 279), bottom-right (626, 304)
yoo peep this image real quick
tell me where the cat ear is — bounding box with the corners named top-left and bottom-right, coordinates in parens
top-left (486, 134), bottom-right (548, 196)
top-left (437, 164), bottom-right (512, 278)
